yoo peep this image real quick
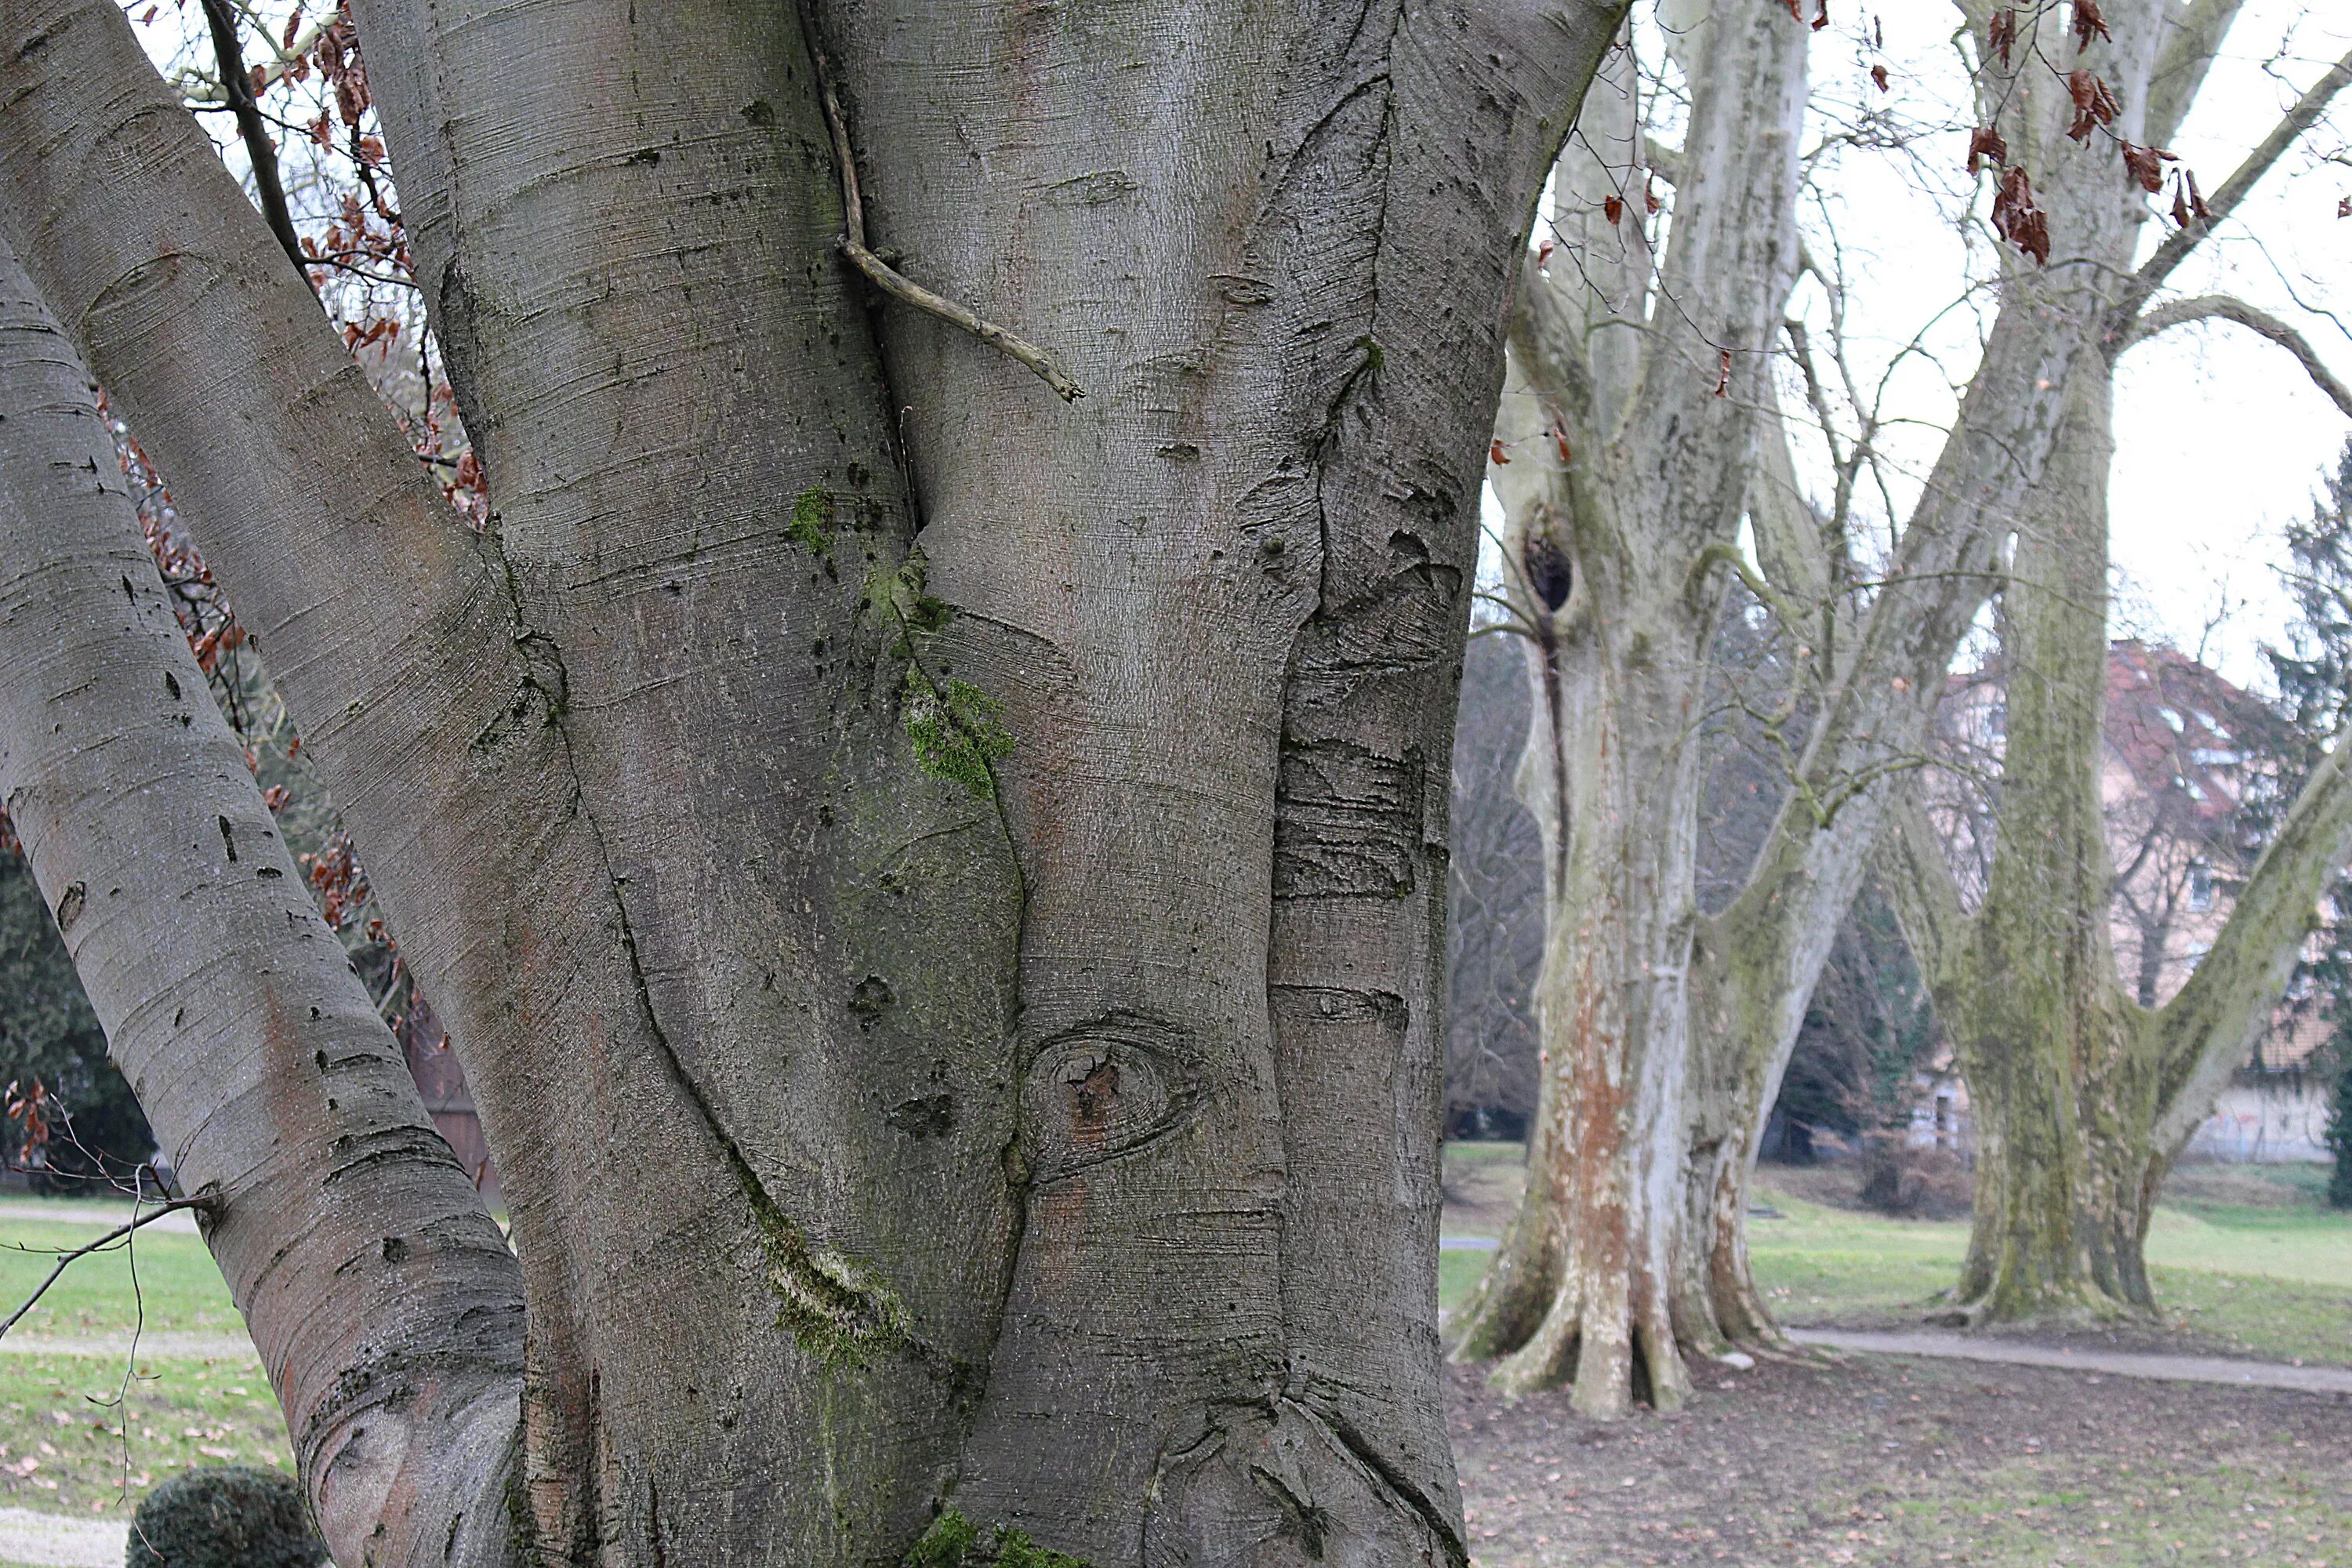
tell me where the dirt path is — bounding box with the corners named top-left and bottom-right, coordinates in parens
top-left (0, 1504), bottom-right (122, 1568)
top-left (0, 1330), bottom-right (254, 1361)
top-left (1449, 1349), bottom-right (2352, 1566)
top-left (1791, 1326), bottom-right (2352, 1396)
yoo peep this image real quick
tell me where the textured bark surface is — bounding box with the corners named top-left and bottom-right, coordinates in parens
top-left (1446, 5), bottom-right (1809, 1417)
top-left (0, 0), bottom-right (1626, 1559)
top-left (0, 238), bottom-right (524, 1568)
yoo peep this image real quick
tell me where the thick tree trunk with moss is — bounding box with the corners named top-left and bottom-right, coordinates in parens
top-left (1905, 367), bottom-right (2170, 1320)
top-left (0, 0), bottom-right (1625, 1560)
top-left (1886, 356), bottom-right (2352, 1323)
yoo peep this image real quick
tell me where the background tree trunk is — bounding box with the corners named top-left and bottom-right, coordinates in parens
top-left (1446, 4), bottom-right (1810, 1415)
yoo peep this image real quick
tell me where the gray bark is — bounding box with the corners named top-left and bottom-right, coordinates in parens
top-left (0, 236), bottom-right (524, 1568)
top-left (0, 0), bottom-right (1627, 1559)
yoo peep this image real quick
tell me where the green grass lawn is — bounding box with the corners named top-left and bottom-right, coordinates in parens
top-left (0, 1199), bottom-right (285, 1514)
top-left (0, 1218), bottom-right (244, 1341)
top-left (0, 1352), bottom-right (290, 1514)
top-left (1437, 1145), bottom-right (2352, 1367)
top-left (1740, 1180), bottom-right (2352, 1365)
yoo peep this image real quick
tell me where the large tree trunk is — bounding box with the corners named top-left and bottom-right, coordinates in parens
top-left (1444, 2), bottom-right (1810, 1415)
top-left (1446, 549), bottom-right (1711, 1413)
top-left (1454, 0), bottom-right (2329, 1393)
top-left (1886, 343), bottom-right (2352, 1327)
top-left (1929, 366), bottom-right (2168, 1320)
top-left (0, 0), bottom-right (1624, 1559)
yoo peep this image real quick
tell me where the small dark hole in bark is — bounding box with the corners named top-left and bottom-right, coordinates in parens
top-left (850, 975), bottom-right (895, 1025)
top-left (256, 866), bottom-right (282, 879)
top-left (218, 816), bottom-right (237, 862)
top-left (381, 1236), bottom-right (408, 1263)
top-left (886, 1094), bottom-right (955, 1138)
top-left (1523, 534), bottom-right (1573, 611)
top-left (163, 670), bottom-right (180, 702)
top-left (741, 99), bottom-right (774, 126)
top-left (53, 882), bottom-right (85, 935)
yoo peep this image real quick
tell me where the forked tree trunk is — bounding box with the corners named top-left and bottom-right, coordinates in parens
top-left (0, 239), bottom-right (526, 1568)
top-left (1887, 354), bottom-right (2352, 1327)
top-left (1663, 0), bottom-right (2345, 1352)
top-left (0, 0), bottom-right (1625, 1559)
top-left (1870, 13), bottom-right (2352, 1327)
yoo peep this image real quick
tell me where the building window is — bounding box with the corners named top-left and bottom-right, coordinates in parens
top-left (2188, 860), bottom-right (2214, 913)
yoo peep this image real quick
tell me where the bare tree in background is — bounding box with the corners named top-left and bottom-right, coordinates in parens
top-left (1881, 13), bottom-right (2352, 1324)
top-left (1446, 636), bottom-right (1545, 1138)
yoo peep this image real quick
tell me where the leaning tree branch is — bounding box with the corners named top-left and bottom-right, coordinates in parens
top-left (2122, 292), bottom-right (2352, 419)
top-left (195, 0), bottom-right (305, 275)
top-left (1875, 780), bottom-right (1973, 990)
top-left (0, 230), bottom-right (524, 1568)
top-left (2116, 42), bottom-right (2352, 328)
top-left (0, 1198), bottom-right (209, 1341)
top-left (2152, 731), bottom-right (2352, 1154)
top-left (814, 67), bottom-right (1083, 403)
top-left (2143, 0), bottom-right (2249, 151)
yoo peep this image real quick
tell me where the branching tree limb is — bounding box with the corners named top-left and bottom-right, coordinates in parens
top-left (2117, 42), bottom-right (2352, 325)
top-left (195, 0), bottom-right (305, 274)
top-left (0, 1197), bottom-right (206, 1341)
top-left (2153, 737), bottom-right (2352, 1152)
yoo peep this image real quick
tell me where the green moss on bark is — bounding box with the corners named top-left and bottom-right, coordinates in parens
top-left (755, 1206), bottom-right (909, 1367)
top-left (789, 488), bottom-right (836, 557)
top-left (902, 670), bottom-right (1013, 797)
top-left (906, 1509), bottom-right (1087, 1568)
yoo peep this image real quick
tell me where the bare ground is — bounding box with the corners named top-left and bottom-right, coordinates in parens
top-left (1448, 1351), bottom-right (2352, 1567)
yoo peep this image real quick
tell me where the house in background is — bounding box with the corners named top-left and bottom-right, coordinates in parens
top-left (1922, 639), bottom-right (2334, 1162)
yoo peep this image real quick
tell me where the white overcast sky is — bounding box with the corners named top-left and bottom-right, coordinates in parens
top-left (1808, 0), bottom-right (2352, 690)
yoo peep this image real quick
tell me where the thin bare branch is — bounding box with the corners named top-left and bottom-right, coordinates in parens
top-left (815, 66), bottom-right (1083, 404)
top-left (196, 0), bottom-right (304, 275)
top-left (0, 1199), bottom-right (208, 1341)
top-left (2117, 43), bottom-right (2352, 328)
top-left (2122, 292), bottom-right (2352, 419)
